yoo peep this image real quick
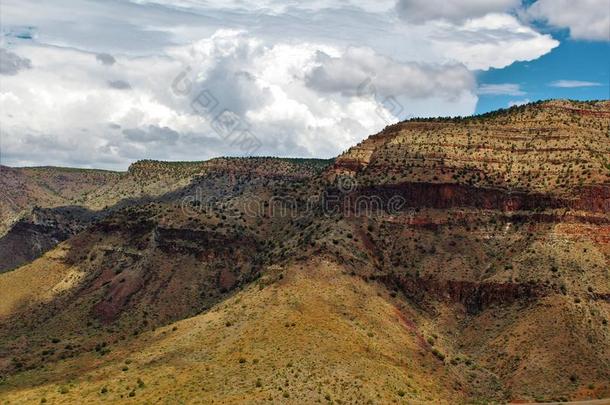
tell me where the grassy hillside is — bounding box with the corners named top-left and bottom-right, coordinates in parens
top-left (0, 259), bottom-right (485, 404)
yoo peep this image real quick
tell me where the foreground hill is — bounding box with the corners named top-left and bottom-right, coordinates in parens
top-left (0, 100), bottom-right (608, 403)
top-left (1, 259), bottom-right (478, 404)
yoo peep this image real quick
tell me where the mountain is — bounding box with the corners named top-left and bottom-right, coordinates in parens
top-left (0, 158), bottom-right (330, 273)
top-left (0, 100), bottom-right (608, 404)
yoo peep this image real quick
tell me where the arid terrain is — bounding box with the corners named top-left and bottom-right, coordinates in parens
top-left (0, 99), bottom-right (609, 404)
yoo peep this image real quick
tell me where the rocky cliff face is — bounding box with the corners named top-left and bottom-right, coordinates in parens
top-left (0, 206), bottom-right (99, 273)
top-left (331, 100), bottom-right (610, 198)
top-left (381, 274), bottom-right (553, 314)
top-left (328, 182), bottom-right (610, 216)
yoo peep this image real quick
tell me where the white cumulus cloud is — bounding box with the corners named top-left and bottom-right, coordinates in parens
top-left (304, 47), bottom-right (475, 100)
top-left (526, 0), bottom-right (610, 41)
top-left (0, 32), bottom-right (478, 169)
top-left (429, 14), bottom-right (559, 70)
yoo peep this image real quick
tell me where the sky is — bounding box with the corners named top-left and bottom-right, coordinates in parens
top-left (0, 0), bottom-right (608, 170)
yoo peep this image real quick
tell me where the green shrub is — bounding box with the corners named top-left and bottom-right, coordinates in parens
top-left (432, 348), bottom-right (445, 361)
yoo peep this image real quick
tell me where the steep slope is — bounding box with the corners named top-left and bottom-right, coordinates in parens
top-left (0, 206), bottom-right (99, 273)
top-left (319, 99), bottom-right (610, 401)
top-left (0, 259), bottom-right (497, 404)
top-left (0, 243), bottom-right (78, 319)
